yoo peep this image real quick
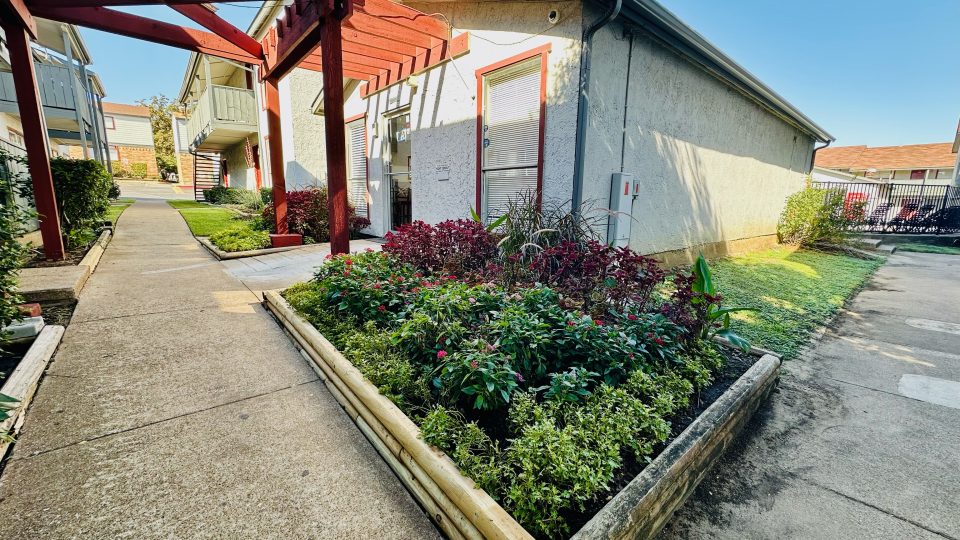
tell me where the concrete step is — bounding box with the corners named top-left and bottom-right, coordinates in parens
top-left (878, 244), bottom-right (898, 254)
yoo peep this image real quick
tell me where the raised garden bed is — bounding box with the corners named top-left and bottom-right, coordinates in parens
top-left (266, 291), bottom-right (779, 539)
top-left (196, 236), bottom-right (304, 260)
top-left (17, 229), bottom-right (112, 303)
top-left (256, 207), bottom-right (787, 539)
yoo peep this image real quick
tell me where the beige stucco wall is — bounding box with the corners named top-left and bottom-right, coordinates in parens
top-left (582, 18), bottom-right (814, 255)
top-left (222, 134), bottom-right (258, 190)
top-left (344, 0), bottom-right (584, 236)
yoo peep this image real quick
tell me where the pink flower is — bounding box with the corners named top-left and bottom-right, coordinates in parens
top-left (377, 305), bottom-right (386, 312)
top-left (566, 320), bottom-right (576, 327)
top-left (437, 350), bottom-right (448, 359)
top-left (343, 271), bottom-right (351, 277)
top-left (627, 314), bottom-right (638, 321)
top-left (594, 319), bottom-right (604, 326)
top-left (373, 283), bottom-right (381, 289)
top-left (515, 372), bottom-right (524, 382)
top-left (655, 337), bottom-right (665, 345)
top-left (344, 257), bottom-right (353, 266)
top-left (324, 253), bottom-right (333, 260)
top-left (470, 360), bottom-right (479, 369)
top-left (468, 297), bottom-right (476, 304)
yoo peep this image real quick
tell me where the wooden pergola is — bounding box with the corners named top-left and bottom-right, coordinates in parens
top-left (0, 0), bottom-right (466, 259)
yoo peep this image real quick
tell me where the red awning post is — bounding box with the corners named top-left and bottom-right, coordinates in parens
top-left (321, 15), bottom-right (350, 256)
top-left (2, 19), bottom-right (64, 260)
top-left (264, 76), bottom-right (289, 235)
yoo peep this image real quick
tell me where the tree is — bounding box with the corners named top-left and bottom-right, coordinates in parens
top-left (137, 94), bottom-right (179, 179)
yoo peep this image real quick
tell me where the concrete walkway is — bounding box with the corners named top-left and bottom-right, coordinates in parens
top-left (662, 251), bottom-right (960, 539)
top-left (0, 200), bottom-right (439, 538)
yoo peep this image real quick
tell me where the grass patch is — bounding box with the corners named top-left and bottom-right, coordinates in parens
top-left (895, 243), bottom-right (960, 255)
top-left (167, 200), bottom-right (209, 209)
top-left (710, 247), bottom-right (883, 359)
top-left (105, 200), bottom-right (133, 225)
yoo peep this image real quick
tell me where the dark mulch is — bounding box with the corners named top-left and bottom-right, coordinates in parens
top-left (568, 346), bottom-right (758, 532)
top-left (24, 239), bottom-right (94, 268)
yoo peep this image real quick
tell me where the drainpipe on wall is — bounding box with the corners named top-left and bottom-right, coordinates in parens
top-left (571, 0), bottom-right (622, 212)
top-left (808, 139), bottom-right (831, 175)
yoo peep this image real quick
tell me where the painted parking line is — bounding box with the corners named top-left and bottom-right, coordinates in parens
top-left (905, 318), bottom-right (960, 336)
top-left (898, 374), bottom-right (960, 410)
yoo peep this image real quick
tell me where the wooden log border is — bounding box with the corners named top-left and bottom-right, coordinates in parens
top-left (264, 290), bottom-right (781, 540)
top-left (0, 325), bottom-right (65, 457)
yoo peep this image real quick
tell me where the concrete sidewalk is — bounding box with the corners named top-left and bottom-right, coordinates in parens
top-left (0, 200), bottom-right (439, 538)
top-left (662, 251), bottom-right (960, 539)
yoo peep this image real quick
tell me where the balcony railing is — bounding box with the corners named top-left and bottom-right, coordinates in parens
top-left (185, 84), bottom-right (258, 151)
top-left (0, 62), bottom-right (92, 127)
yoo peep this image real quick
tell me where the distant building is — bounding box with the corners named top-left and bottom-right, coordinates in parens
top-left (815, 142), bottom-right (957, 185)
top-left (99, 102), bottom-right (159, 179)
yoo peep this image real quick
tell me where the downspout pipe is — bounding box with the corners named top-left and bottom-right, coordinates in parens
top-left (572, 0), bottom-right (622, 212)
top-left (808, 139), bottom-right (831, 175)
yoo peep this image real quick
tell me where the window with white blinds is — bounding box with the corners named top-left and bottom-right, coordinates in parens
top-left (481, 56), bottom-right (542, 222)
top-left (346, 118), bottom-right (368, 216)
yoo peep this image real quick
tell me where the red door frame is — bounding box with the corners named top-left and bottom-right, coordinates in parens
top-left (474, 43), bottom-right (550, 213)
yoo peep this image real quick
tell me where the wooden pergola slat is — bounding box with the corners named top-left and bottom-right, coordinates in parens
top-left (168, 4), bottom-right (264, 59)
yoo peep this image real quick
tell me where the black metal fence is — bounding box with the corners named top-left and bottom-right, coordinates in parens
top-left (812, 181), bottom-right (960, 234)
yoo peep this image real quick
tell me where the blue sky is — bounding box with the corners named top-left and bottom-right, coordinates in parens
top-left (77, 0), bottom-right (959, 147)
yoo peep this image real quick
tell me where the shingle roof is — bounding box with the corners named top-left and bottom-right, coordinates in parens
top-left (102, 102), bottom-right (151, 118)
top-left (816, 143), bottom-right (956, 170)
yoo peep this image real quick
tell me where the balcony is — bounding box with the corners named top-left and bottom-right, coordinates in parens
top-left (0, 62), bottom-right (94, 134)
top-left (186, 85), bottom-right (258, 152)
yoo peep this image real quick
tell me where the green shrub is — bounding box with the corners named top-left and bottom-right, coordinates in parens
top-left (203, 185), bottom-right (247, 205)
top-left (108, 181), bottom-right (121, 199)
top-left (778, 183), bottom-right (856, 246)
top-left (209, 224), bottom-right (269, 252)
top-left (0, 149), bottom-right (30, 345)
top-left (235, 189), bottom-right (264, 211)
top-left (50, 158), bottom-right (112, 238)
top-left (129, 162), bottom-right (148, 179)
top-left (260, 187), bottom-right (273, 204)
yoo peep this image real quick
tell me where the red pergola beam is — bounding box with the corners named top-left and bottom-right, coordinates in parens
top-left (262, 0), bottom-right (330, 80)
top-left (168, 4), bottom-right (263, 59)
top-left (362, 32), bottom-right (469, 96)
top-left (1, 0), bottom-right (37, 38)
top-left (1, 19), bottom-right (64, 259)
top-left (29, 5), bottom-right (259, 64)
top-left (25, 0), bottom-right (212, 6)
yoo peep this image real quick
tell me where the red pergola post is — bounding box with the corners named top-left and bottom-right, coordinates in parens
top-left (263, 76), bottom-right (289, 235)
top-left (2, 18), bottom-right (64, 260)
top-left (321, 18), bottom-right (350, 255)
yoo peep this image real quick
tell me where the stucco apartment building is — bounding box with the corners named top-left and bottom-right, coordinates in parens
top-left (815, 142), bottom-right (958, 186)
top-left (180, 0), bottom-right (831, 259)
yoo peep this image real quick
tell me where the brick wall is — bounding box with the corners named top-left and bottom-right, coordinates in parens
top-left (114, 145), bottom-right (159, 179)
top-left (176, 151), bottom-right (195, 184)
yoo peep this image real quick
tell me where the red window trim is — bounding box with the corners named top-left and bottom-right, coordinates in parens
top-left (110, 145), bottom-right (121, 160)
top-left (474, 43), bottom-right (551, 213)
top-left (345, 113), bottom-right (371, 219)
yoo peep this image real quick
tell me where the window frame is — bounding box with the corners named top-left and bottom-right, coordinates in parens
top-left (345, 112), bottom-right (370, 219)
top-left (104, 115), bottom-right (116, 130)
top-left (474, 43), bottom-right (550, 213)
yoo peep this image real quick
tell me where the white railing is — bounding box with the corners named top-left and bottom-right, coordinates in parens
top-left (185, 84), bottom-right (257, 149)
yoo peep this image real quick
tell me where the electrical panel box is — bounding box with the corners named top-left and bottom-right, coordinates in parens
top-left (607, 172), bottom-right (635, 248)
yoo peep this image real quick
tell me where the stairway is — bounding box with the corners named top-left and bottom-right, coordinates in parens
top-left (192, 151), bottom-right (222, 202)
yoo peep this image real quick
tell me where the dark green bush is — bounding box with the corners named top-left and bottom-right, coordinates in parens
top-left (778, 183), bottom-right (856, 246)
top-left (260, 187), bottom-right (273, 204)
top-left (203, 185), bottom-right (246, 204)
top-left (208, 224), bottom-right (269, 252)
top-left (50, 158), bottom-right (112, 239)
top-left (0, 149), bottom-right (31, 344)
top-left (108, 181), bottom-right (121, 199)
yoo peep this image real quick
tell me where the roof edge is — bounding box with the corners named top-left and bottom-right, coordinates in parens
top-left (621, 0), bottom-right (834, 143)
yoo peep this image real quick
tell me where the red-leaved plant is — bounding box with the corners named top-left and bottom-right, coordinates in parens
top-left (261, 187), bottom-right (356, 241)
top-left (383, 219), bottom-right (498, 276)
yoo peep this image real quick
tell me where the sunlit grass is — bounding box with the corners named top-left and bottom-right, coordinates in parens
top-left (167, 200), bottom-right (246, 237)
top-left (105, 200), bottom-right (133, 225)
top-left (710, 247), bottom-right (883, 359)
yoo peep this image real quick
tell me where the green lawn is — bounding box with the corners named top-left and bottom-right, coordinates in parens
top-left (105, 199), bottom-right (134, 225)
top-left (895, 243), bottom-right (960, 255)
top-left (167, 200), bottom-right (244, 236)
top-left (710, 247), bottom-right (883, 359)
